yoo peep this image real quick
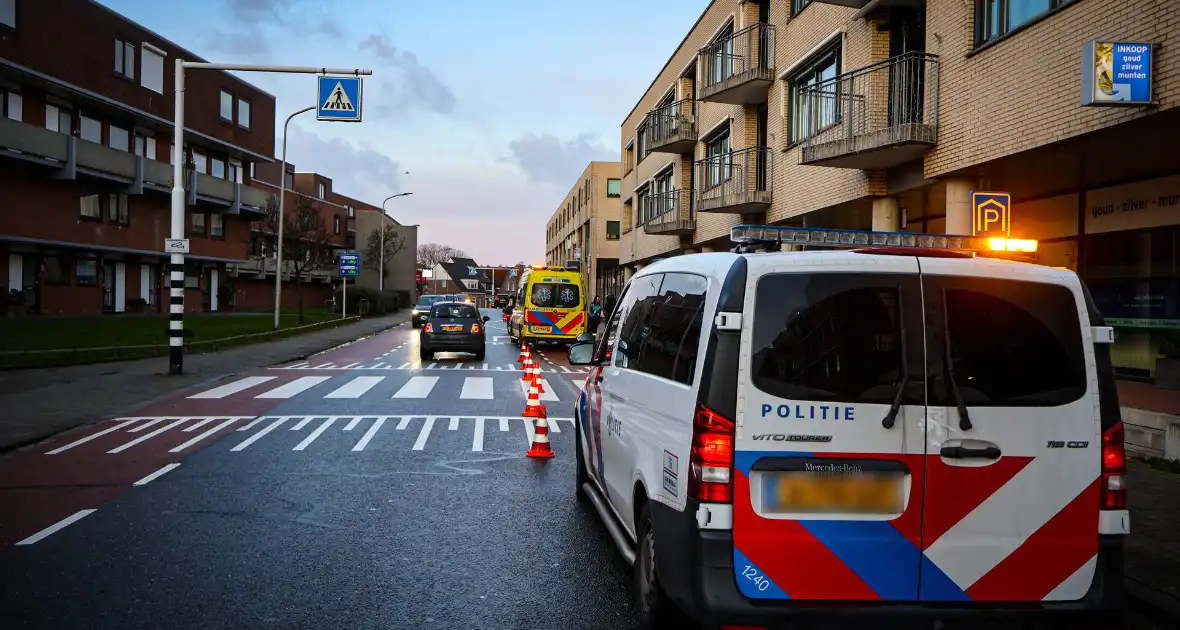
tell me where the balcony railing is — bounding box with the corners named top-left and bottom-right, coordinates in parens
top-left (695, 147), bottom-right (773, 214)
top-left (640, 189), bottom-right (695, 236)
top-left (644, 99), bottom-right (697, 154)
top-left (698, 22), bottom-right (775, 105)
top-left (798, 52), bottom-right (940, 169)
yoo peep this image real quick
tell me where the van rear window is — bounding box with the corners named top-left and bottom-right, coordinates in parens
top-left (926, 277), bottom-right (1086, 407)
top-left (531, 283), bottom-right (580, 309)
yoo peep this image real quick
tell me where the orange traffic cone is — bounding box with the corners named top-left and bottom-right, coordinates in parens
top-left (522, 376), bottom-right (547, 419)
top-left (531, 359), bottom-right (545, 394)
top-left (516, 344), bottom-right (527, 365)
top-left (521, 345), bottom-right (534, 381)
top-left (526, 416), bottom-right (555, 459)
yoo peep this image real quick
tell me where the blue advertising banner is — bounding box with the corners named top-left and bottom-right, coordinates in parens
top-left (338, 252), bottom-right (360, 277)
top-left (1082, 41), bottom-right (1153, 106)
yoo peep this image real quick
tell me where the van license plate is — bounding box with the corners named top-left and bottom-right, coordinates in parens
top-left (762, 471), bottom-right (903, 515)
top-left (442, 325), bottom-right (464, 332)
top-left (531, 326), bottom-right (552, 334)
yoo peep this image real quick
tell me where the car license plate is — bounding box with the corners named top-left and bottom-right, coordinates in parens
top-left (442, 325), bottom-right (464, 332)
top-left (761, 471), bottom-right (903, 515)
top-left (531, 325), bottom-right (552, 334)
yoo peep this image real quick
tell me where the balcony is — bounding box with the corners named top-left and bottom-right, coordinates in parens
top-left (798, 52), bottom-right (940, 170)
top-left (697, 23), bottom-right (775, 105)
top-left (695, 147), bottom-right (773, 214)
top-left (643, 99), bottom-right (697, 154)
top-left (640, 189), bottom-right (695, 236)
top-left (0, 116), bottom-right (267, 215)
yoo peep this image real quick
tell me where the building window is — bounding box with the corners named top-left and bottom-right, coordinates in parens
top-left (134, 133), bottom-right (156, 159)
top-left (624, 142), bottom-right (634, 174)
top-left (606, 221), bottom-right (620, 240)
top-left (219, 90), bottom-right (233, 121)
top-left (790, 0), bottom-right (813, 15)
top-left (789, 45), bottom-right (841, 145)
top-left (114, 39), bottom-right (135, 79)
top-left (704, 129), bottom-right (732, 188)
top-left (191, 212), bottom-right (206, 236)
top-left (107, 193), bottom-right (129, 226)
top-left (141, 44), bottom-right (164, 93)
top-left (211, 156), bottom-right (226, 179)
top-left (229, 159), bottom-right (242, 183)
top-left (606, 178), bottom-right (621, 197)
top-left (108, 124), bottom-right (129, 152)
top-left (2, 89), bottom-right (21, 121)
top-left (705, 23), bottom-right (735, 86)
top-left (79, 195), bottom-right (101, 220)
top-left (80, 115), bottom-right (101, 143)
top-left (76, 254), bottom-right (99, 287)
top-left (318, 182), bottom-right (326, 199)
top-left (636, 123), bottom-right (648, 162)
top-left (284, 171), bottom-right (294, 190)
top-left (238, 98), bottom-right (250, 128)
top-left (249, 163), bottom-right (256, 179)
top-left (209, 213), bottom-right (224, 239)
top-left (43, 252), bottom-right (69, 285)
top-left (347, 205), bottom-right (355, 218)
top-left (192, 150), bottom-right (207, 174)
top-left (45, 104), bottom-right (72, 134)
top-left (333, 215), bottom-right (341, 235)
top-left (976, 0), bottom-right (1075, 46)
top-left (0, 0), bottom-right (15, 28)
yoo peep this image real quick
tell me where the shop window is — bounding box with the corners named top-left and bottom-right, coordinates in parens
top-left (76, 254), bottom-right (99, 286)
top-left (210, 213), bottom-right (224, 239)
top-left (107, 193), bottom-right (129, 226)
top-left (43, 252), bottom-right (69, 285)
top-left (79, 195), bottom-right (101, 220)
top-left (976, 1), bottom-right (1077, 47)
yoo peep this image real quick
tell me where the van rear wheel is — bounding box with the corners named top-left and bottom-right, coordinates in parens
top-left (634, 503), bottom-right (684, 630)
top-left (575, 426), bottom-right (590, 503)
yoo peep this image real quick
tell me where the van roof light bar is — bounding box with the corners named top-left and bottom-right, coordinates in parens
top-left (729, 225), bottom-right (1036, 254)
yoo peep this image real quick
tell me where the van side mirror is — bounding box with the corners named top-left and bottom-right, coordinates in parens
top-left (575, 332), bottom-right (594, 344)
top-left (420, 316), bottom-right (429, 322)
top-left (482, 316), bottom-right (490, 322)
top-left (568, 342), bottom-right (595, 365)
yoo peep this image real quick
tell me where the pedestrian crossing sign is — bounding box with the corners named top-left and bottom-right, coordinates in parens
top-left (317, 75), bottom-right (363, 122)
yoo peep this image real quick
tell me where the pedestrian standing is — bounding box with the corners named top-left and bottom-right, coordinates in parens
top-left (588, 296), bottom-right (603, 336)
top-left (603, 293), bottom-right (618, 320)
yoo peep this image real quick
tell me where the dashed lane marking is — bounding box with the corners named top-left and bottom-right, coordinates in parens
top-left (293, 417), bottom-right (337, 451)
top-left (45, 418), bottom-right (140, 454)
top-left (169, 418), bottom-right (237, 453)
top-left (15, 509), bottom-right (97, 546)
top-left (133, 463), bottom-right (181, 486)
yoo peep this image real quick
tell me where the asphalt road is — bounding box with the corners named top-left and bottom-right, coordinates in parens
top-left (0, 309), bottom-right (1171, 629)
top-left (0, 310), bottom-right (641, 630)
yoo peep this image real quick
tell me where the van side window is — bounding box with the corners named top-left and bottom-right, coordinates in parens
top-left (750, 273), bottom-right (922, 404)
top-left (614, 274), bottom-right (664, 369)
top-left (635, 272), bottom-right (708, 385)
top-left (594, 286), bottom-right (630, 364)
top-left (926, 277), bottom-right (1086, 407)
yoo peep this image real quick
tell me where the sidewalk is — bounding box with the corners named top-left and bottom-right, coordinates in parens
top-left (1126, 458), bottom-right (1180, 619)
top-left (0, 311), bottom-right (409, 453)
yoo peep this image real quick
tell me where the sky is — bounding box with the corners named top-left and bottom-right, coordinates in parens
top-left (101, 0), bottom-right (710, 265)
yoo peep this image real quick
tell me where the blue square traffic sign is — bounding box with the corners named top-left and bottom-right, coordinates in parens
top-left (338, 252), bottom-right (361, 277)
top-left (317, 76), bottom-right (363, 122)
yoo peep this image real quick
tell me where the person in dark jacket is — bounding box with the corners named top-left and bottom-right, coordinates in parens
top-left (603, 293), bottom-right (618, 320)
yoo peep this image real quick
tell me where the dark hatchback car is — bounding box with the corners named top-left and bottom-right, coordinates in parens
top-left (420, 302), bottom-right (489, 360)
top-left (411, 294), bottom-right (453, 328)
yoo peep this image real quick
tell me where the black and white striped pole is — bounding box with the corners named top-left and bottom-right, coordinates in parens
top-left (168, 59), bottom-right (371, 375)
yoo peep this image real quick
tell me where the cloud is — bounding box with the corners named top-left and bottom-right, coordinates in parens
top-left (208, 0), bottom-right (342, 59)
top-left (506, 133), bottom-right (616, 186)
top-left (225, 0), bottom-right (294, 24)
top-left (359, 35), bottom-right (457, 115)
top-left (284, 125), bottom-right (405, 203)
top-left (201, 28), bottom-right (271, 59)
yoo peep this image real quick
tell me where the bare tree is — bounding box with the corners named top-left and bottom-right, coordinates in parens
top-left (417, 243), bottom-right (468, 270)
top-left (363, 223), bottom-right (407, 286)
top-left (263, 196), bottom-right (334, 324)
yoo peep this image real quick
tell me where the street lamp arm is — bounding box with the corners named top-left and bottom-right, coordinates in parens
top-left (379, 192), bottom-right (413, 291)
top-left (182, 63), bottom-right (373, 76)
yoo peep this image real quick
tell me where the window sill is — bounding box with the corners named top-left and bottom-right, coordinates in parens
top-left (78, 215), bottom-right (103, 223)
top-left (237, 123), bottom-right (251, 131)
top-left (967, 0), bottom-right (1080, 58)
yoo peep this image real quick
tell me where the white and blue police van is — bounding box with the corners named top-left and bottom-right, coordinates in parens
top-left (568, 225), bottom-right (1129, 630)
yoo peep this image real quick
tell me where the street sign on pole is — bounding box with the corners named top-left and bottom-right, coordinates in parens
top-left (338, 252), bottom-right (361, 277)
top-left (317, 76), bottom-right (363, 122)
top-left (164, 238), bottom-right (189, 254)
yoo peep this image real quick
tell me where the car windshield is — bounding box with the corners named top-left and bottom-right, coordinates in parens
top-left (431, 303), bottom-right (478, 319)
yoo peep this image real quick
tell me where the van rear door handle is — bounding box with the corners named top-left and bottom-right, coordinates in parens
top-left (940, 445), bottom-right (1001, 459)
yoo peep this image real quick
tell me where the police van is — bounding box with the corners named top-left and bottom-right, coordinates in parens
top-left (568, 225), bottom-right (1129, 630)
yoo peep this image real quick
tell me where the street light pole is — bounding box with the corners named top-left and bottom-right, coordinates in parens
top-left (379, 192), bottom-right (413, 292)
top-left (169, 60), bottom-right (372, 374)
top-left (273, 105), bottom-right (316, 331)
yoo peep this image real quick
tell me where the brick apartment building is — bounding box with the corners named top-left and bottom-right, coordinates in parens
top-left (615, 0), bottom-right (1178, 384)
top-left (545, 161), bottom-right (624, 303)
top-left (341, 193), bottom-right (418, 302)
top-left (0, 0), bottom-right (278, 315)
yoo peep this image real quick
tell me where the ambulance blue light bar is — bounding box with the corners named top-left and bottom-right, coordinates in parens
top-left (730, 225), bottom-right (1037, 253)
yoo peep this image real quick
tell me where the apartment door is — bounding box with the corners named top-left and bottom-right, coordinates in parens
top-left (8, 253), bottom-right (39, 313)
top-left (113, 262), bottom-right (127, 313)
top-left (756, 104), bottom-right (769, 192)
top-left (888, 6), bottom-right (927, 128)
top-left (102, 261), bottom-right (116, 312)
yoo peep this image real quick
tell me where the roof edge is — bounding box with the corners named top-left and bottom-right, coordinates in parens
top-left (620, 0), bottom-right (717, 127)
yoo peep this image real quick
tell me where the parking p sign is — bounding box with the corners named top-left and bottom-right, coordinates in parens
top-left (338, 252), bottom-right (360, 277)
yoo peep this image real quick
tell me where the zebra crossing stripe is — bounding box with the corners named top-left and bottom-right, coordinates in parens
top-left (189, 376), bottom-right (277, 399)
top-left (460, 377), bottom-right (493, 399)
top-left (393, 376), bottom-right (438, 398)
top-left (325, 376), bottom-right (385, 399)
top-left (256, 376), bottom-right (331, 399)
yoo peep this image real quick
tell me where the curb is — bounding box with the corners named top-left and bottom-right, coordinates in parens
top-left (1127, 578), bottom-right (1180, 623)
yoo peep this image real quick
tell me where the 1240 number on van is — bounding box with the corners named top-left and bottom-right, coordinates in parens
top-left (741, 564), bottom-right (771, 592)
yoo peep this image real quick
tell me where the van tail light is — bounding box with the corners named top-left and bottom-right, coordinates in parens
top-left (689, 403), bottom-right (735, 503)
top-left (423, 323), bottom-right (432, 334)
top-left (472, 323), bottom-right (481, 334)
top-left (1101, 423), bottom-right (1127, 510)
